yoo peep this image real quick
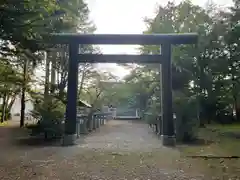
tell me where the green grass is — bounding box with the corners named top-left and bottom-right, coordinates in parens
top-left (179, 124), bottom-right (240, 156)
top-left (0, 121), bottom-right (8, 127)
top-left (208, 123), bottom-right (240, 132)
top-left (178, 124), bottom-right (240, 179)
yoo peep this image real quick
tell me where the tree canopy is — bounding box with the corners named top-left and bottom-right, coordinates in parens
top-left (1, 0), bottom-right (240, 133)
top-left (109, 0), bottom-right (240, 127)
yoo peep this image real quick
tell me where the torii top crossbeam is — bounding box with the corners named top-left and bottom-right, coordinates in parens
top-left (47, 33), bottom-right (198, 45)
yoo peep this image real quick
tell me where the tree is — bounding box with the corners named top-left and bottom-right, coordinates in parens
top-left (137, 0), bottom-right (237, 126)
top-left (0, 60), bottom-right (22, 122)
top-left (112, 0), bottom-right (239, 142)
top-left (0, 0), bottom-right (96, 128)
top-left (224, 0), bottom-right (240, 121)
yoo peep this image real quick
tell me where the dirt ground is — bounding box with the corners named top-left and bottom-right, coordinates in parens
top-left (0, 120), bottom-right (238, 179)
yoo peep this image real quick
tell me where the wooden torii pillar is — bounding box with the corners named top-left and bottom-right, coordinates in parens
top-left (47, 33), bottom-right (198, 146)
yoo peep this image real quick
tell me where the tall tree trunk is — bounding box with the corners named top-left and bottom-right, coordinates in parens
top-left (5, 94), bottom-right (10, 108)
top-left (233, 95), bottom-right (240, 122)
top-left (1, 92), bottom-right (7, 123)
top-left (59, 45), bottom-right (68, 102)
top-left (44, 51), bottom-right (50, 100)
top-left (20, 59), bottom-right (28, 127)
top-left (50, 51), bottom-right (56, 94)
top-left (56, 68), bottom-right (60, 87)
top-left (7, 95), bottom-right (17, 113)
top-left (232, 76), bottom-right (239, 122)
top-left (7, 89), bottom-right (20, 112)
top-left (5, 93), bottom-right (14, 120)
top-left (4, 93), bottom-right (11, 121)
top-left (78, 70), bottom-right (86, 97)
top-left (196, 55), bottom-right (207, 127)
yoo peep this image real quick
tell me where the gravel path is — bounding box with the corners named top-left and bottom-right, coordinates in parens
top-left (0, 120), bottom-right (206, 180)
top-left (77, 120), bottom-right (164, 151)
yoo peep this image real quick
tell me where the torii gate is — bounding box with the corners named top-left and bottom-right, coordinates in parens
top-left (48, 33), bottom-right (198, 146)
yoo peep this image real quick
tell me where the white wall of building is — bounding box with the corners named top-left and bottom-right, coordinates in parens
top-left (10, 96), bottom-right (33, 115)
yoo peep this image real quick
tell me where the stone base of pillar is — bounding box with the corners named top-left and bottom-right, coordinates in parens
top-left (62, 134), bottom-right (77, 146)
top-left (161, 135), bottom-right (176, 147)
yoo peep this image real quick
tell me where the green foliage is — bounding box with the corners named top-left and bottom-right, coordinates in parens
top-left (0, 0), bottom-right (94, 127)
top-left (31, 98), bottom-right (65, 122)
top-left (173, 91), bottom-right (199, 142)
top-left (144, 98), bottom-right (161, 124)
top-left (0, 106), bottom-right (11, 120)
top-left (0, 0), bottom-right (92, 51)
top-left (113, 1), bottom-right (240, 144)
top-left (80, 71), bottom-right (117, 110)
top-left (144, 113), bottom-right (159, 125)
top-left (28, 95), bottom-right (65, 139)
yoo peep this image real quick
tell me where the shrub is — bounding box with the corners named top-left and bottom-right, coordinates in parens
top-left (28, 96), bottom-right (65, 140)
top-left (145, 100), bottom-right (161, 124)
top-left (173, 91), bottom-right (199, 143)
top-left (144, 112), bottom-right (159, 125)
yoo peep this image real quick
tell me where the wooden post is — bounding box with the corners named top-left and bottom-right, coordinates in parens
top-left (158, 64), bottom-right (163, 136)
top-left (161, 43), bottom-right (176, 146)
top-left (62, 43), bottom-right (79, 146)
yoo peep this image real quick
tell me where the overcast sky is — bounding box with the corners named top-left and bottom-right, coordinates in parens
top-left (86, 0), bottom-right (232, 53)
top-left (85, 0), bottom-right (233, 78)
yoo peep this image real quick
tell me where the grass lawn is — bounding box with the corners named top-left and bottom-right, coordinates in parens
top-left (0, 121), bottom-right (8, 127)
top-left (178, 124), bottom-right (240, 179)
